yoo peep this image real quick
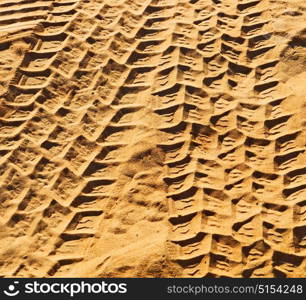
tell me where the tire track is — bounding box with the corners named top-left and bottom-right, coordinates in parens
top-left (0, 0), bottom-right (305, 278)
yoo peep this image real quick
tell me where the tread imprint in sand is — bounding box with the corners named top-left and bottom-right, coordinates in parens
top-left (0, 0), bottom-right (305, 277)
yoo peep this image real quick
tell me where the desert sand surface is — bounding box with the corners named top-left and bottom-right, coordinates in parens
top-left (0, 0), bottom-right (305, 278)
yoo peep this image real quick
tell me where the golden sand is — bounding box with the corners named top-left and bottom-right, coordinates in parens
top-left (0, 0), bottom-right (305, 277)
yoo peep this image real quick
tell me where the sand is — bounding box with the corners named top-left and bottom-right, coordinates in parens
top-left (0, 0), bottom-right (305, 278)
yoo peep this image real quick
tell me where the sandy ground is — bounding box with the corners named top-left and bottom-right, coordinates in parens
top-left (0, 0), bottom-right (305, 278)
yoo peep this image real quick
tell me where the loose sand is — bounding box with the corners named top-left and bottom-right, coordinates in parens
top-left (0, 0), bottom-right (305, 278)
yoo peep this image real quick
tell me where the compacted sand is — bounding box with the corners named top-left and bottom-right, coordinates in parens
top-left (0, 0), bottom-right (305, 278)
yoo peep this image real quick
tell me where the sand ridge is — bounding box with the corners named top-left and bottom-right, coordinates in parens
top-left (0, 0), bottom-right (305, 277)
